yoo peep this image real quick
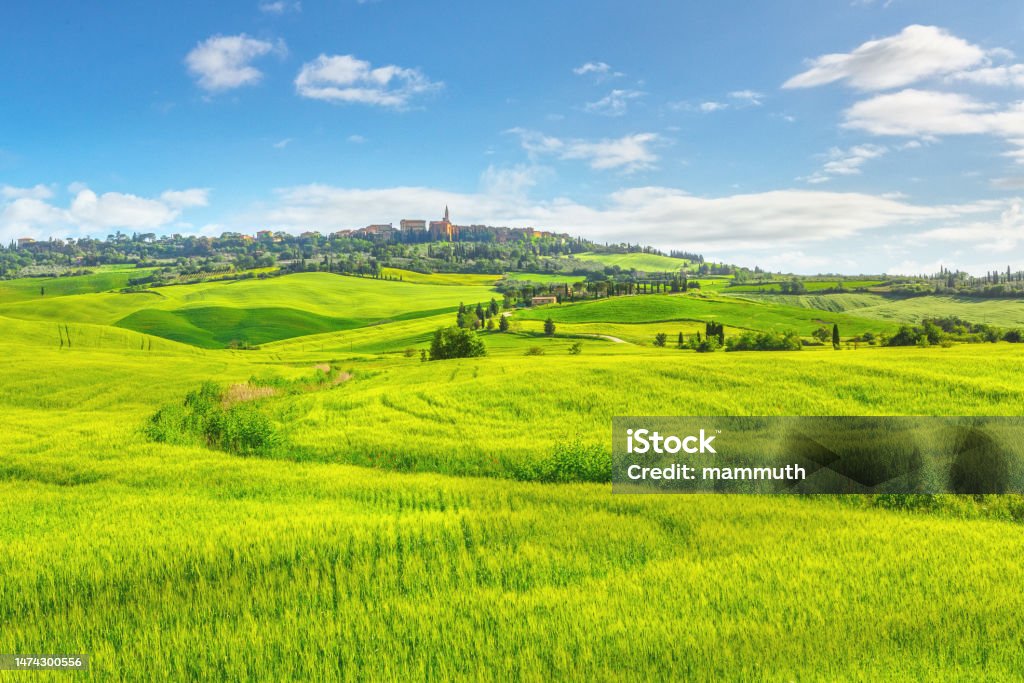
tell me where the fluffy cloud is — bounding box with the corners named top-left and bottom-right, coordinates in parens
top-left (803, 144), bottom-right (889, 184)
top-left (584, 89), bottom-right (644, 116)
top-left (843, 89), bottom-right (1024, 140)
top-left (728, 89), bottom-right (764, 106)
top-left (160, 189), bottom-right (210, 209)
top-left (911, 200), bottom-right (1024, 252)
top-left (294, 54), bottom-right (441, 108)
top-left (948, 64), bottom-right (1024, 88)
top-left (185, 34), bottom-right (285, 92)
top-left (0, 184), bottom-right (53, 200)
top-left (258, 1), bottom-right (300, 14)
top-left (507, 129), bottom-right (659, 172)
top-left (573, 62), bottom-right (609, 76)
top-left (783, 25), bottom-right (986, 91)
top-left (0, 186), bottom-right (208, 241)
top-left (699, 101), bottom-right (727, 113)
top-left (252, 180), bottom-right (989, 255)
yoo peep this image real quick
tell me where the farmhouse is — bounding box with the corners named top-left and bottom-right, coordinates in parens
top-left (531, 296), bottom-right (558, 306)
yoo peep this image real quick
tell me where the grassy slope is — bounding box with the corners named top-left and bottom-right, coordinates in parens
top-left (743, 293), bottom-right (1024, 328)
top-left (6, 268), bottom-right (1024, 678)
top-left (723, 279), bottom-right (887, 293)
top-left (380, 268), bottom-right (500, 286)
top-left (516, 293), bottom-right (898, 336)
top-left (0, 272), bottom-right (498, 348)
top-left (572, 252), bottom-right (691, 272)
top-left (3, 338), bottom-right (1024, 679)
top-left (0, 267), bottom-right (155, 303)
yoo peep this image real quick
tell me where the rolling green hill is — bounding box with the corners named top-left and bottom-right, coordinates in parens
top-left (4, 265), bottom-right (1024, 679)
top-left (741, 293), bottom-right (1024, 328)
top-left (0, 272), bottom-right (499, 348)
top-left (0, 266), bottom-right (155, 303)
top-left (516, 293), bottom-right (898, 336)
top-left (571, 251), bottom-right (692, 272)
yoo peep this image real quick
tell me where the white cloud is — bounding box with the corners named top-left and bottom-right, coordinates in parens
top-left (0, 186), bottom-right (208, 241)
top-left (843, 89), bottom-right (1024, 143)
top-left (70, 190), bottom-right (179, 229)
top-left (507, 129), bottom-right (659, 172)
top-left (728, 89), bottom-right (764, 106)
top-left (347, 134), bottom-right (366, 144)
top-left (783, 25), bottom-right (986, 91)
top-left (252, 180), bottom-right (985, 255)
top-left (185, 34), bottom-right (285, 92)
top-left (573, 61), bottom-right (610, 76)
top-left (273, 138), bottom-right (293, 149)
top-left (160, 189), bottom-right (210, 209)
top-left (584, 89), bottom-right (644, 116)
top-left (911, 200), bottom-right (1024, 252)
top-left (948, 64), bottom-right (1024, 88)
top-left (478, 165), bottom-right (546, 198)
top-left (700, 101), bottom-right (727, 112)
top-left (0, 184), bottom-right (53, 200)
top-left (259, 1), bottom-right (300, 14)
top-left (803, 144), bottom-right (889, 184)
top-left (294, 54), bottom-right (441, 108)
top-left (991, 176), bottom-right (1024, 189)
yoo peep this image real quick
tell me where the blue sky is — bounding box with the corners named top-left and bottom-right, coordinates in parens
top-left (3, 0), bottom-right (1024, 274)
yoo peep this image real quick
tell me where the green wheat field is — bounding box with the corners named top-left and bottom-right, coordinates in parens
top-left (4, 266), bottom-right (1024, 680)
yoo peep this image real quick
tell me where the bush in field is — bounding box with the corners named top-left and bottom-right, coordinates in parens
top-left (524, 346), bottom-right (545, 356)
top-left (429, 326), bottom-right (487, 360)
top-left (510, 438), bottom-right (610, 483)
top-left (147, 381), bottom-right (279, 456)
top-left (725, 330), bottom-right (801, 352)
top-left (653, 333), bottom-right (667, 347)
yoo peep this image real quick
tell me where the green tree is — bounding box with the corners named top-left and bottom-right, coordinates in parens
top-left (677, 331), bottom-right (684, 348)
top-left (544, 318), bottom-right (556, 336)
top-left (832, 323), bottom-right (840, 350)
top-left (654, 333), bottom-right (667, 347)
top-left (498, 315), bottom-right (510, 332)
top-left (429, 326), bottom-right (487, 360)
top-left (812, 326), bottom-right (830, 343)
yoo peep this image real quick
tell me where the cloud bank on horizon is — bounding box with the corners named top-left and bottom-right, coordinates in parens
top-left (2, 2), bottom-right (1024, 275)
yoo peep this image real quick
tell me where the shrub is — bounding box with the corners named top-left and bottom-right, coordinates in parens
top-left (146, 381), bottom-right (279, 457)
top-left (568, 341), bottom-right (583, 355)
top-left (524, 346), bottom-right (545, 356)
top-left (653, 333), bottom-right (667, 347)
top-left (725, 330), bottom-right (801, 352)
top-left (510, 439), bottom-right (610, 483)
top-left (429, 326), bottom-right (487, 360)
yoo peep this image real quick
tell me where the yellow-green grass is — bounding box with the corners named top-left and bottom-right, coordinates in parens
top-left (515, 318), bottom-right (743, 345)
top-left (502, 272), bottom-right (589, 284)
top-left (3, 338), bottom-right (1024, 678)
top-left (516, 294), bottom-right (897, 336)
top-left (743, 293), bottom-right (1024, 328)
top-left (0, 267), bottom-right (156, 303)
top-left (381, 267), bottom-right (500, 286)
top-left (277, 343), bottom-right (1024, 477)
top-left (571, 252), bottom-right (692, 272)
top-left (723, 279), bottom-right (887, 293)
top-left (0, 272), bottom-right (499, 348)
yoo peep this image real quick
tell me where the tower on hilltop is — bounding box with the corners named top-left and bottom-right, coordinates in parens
top-left (430, 205), bottom-right (458, 241)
